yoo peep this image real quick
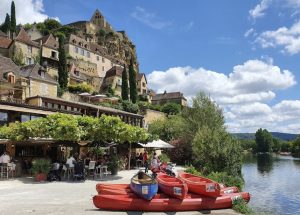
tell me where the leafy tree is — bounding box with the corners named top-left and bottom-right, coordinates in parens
top-left (192, 126), bottom-right (242, 175)
top-left (23, 23), bottom-right (33, 31)
top-left (255, 128), bottom-right (273, 153)
top-left (58, 34), bottom-right (68, 90)
top-left (128, 58), bottom-right (137, 103)
top-left (291, 136), bottom-right (300, 156)
top-left (121, 64), bottom-right (129, 101)
top-left (272, 138), bottom-right (281, 152)
top-left (0, 14), bottom-right (10, 33)
top-left (10, 1), bottom-right (16, 33)
top-left (44, 19), bottom-right (61, 31)
top-left (106, 84), bottom-right (115, 97)
top-left (161, 103), bottom-right (181, 115)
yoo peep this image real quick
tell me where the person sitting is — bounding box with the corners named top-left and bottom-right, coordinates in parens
top-left (0, 151), bottom-right (11, 164)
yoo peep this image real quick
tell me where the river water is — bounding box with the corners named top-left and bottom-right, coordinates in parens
top-left (242, 153), bottom-right (300, 215)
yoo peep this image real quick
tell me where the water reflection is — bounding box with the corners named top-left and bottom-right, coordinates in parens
top-left (257, 154), bottom-right (273, 174)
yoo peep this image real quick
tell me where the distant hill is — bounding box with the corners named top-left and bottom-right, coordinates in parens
top-left (232, 132), bottom-right (299, 141)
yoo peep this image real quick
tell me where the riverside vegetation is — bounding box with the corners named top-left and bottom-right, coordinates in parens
top-left (149, 92), bottom-right (253, 214)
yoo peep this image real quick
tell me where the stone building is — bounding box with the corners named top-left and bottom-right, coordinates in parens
top-left (136, 73), bottom-right (147, 95)
top-left (9, 28), bottom-right (40, 66)
top-left (0, 30), bottom-right (12, 57)
top-left (103, 66), bottom-right (123, 97)
top-left (20, 64), bottom-right (58, 98)
top-left (152, 91), bottom-right (187, 107)
top-left (34, 34), bottom-right (59, 80)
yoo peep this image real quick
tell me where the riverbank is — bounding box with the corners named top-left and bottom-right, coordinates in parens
top-left (0, 168), bottom-right (240, 215)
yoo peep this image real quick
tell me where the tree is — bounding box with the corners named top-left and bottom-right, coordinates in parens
top-left (128, 58), bottom-right (137, 103)
top-left (192, 126), bottom-right (242, 175)
top-left (0, 14), bottom-right (10, 33)
top-left (11, 44), bottom-right (24, 66)
top-left (121, 64), bottom-right (129, 100)
top-left (161, 103), bottom-right (181, 115)
top-left (58, 34), bottom-right (68, 90)
top-left (10, 1), bottom-right (16, 33)
top-left (44, 19), bottom-right (61, 31)
top-left (255, 128), bottom-right (273, 153)
top-left (122, 100), bottom-right (139, 114)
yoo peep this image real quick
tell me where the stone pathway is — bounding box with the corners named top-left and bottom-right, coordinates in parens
top-left (0, 168), bottom-right (239, 215)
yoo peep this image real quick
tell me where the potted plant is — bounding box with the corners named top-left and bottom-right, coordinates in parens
top-left (108, 155), bottom-right (120, 175)
top-left (31, 159), bottom-right (51, 182)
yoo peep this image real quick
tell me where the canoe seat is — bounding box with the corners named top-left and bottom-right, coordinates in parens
top-left (132, 177), bottom-right (154, 185)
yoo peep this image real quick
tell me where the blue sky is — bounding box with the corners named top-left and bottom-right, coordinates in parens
top-left (1, 0), bottom-right (300, 133)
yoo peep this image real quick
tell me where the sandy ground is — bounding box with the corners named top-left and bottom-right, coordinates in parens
top-left (0, 167), bottom-right (239, 215)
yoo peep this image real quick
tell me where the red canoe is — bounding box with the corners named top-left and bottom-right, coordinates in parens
top-left (93, 192), bottom-right (250, 212)
top-left (96, 184), bottom-right (129, 194)
top-left (178, 172), bottom-right (238, 197)
top-left (157, 173), bottom-right (188, 199)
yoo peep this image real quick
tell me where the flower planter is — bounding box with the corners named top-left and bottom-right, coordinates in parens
top-left (35, 173), bottom-right (47, 182)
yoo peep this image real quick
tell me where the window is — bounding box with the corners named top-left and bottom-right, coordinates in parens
top-left (80, 48), bottom-right (84, 56)
top-left (74, 71), bottom-right (80, 76)
top-left (8, 75), bottom-right (15, 84)
top-left (26, 58), bottom-right (33, 65)
top-left (0, 112), bottom-right (8, 126)
top-left (102, 57), bottom-right (105, 63)
top-left (27, 46), bottom-right (32, 53)
top-left (86, 51), bottom-right (90, 58)
top-left (142, 82), bottom-right (146, 87)
top-left (102, 66), bottom-right (104, 71)
top-left (75, 47), bottom-right (79, 53)
top-left (21, 114), bottom-right (30, 122)
top-left (51, 51), bottom-right (57, 59)
top-left (97, 56), bottom-right (100, 61)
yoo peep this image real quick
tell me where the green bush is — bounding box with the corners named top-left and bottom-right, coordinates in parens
top-left (122, 100), bottom-right (139, 113)
top-left (161, 103), bottom-right (181, 115)
top-left (68, 83), bottom-right (95, 94)
top-left (185, 165), bottom-right (244, 190)
top-left (159, 153), bottom-right (170, 163)
top-left (31, 159), bottom-right (51, 174)
top-left (232, 198), bottom-right (253, 214)
top-left (207, 172), bottom-right (244, 190)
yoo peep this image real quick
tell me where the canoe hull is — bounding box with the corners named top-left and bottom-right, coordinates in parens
top-left (93, 192), bottom-right (250, 212)
top-left (130, 172), bottom-right (158, 200)
top-left (157, 173), bottom-right (188, 199)
top-left (178, 172), bottom-right (238, 197)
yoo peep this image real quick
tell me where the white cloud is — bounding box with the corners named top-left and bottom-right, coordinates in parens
top-left (148, 60), bottom-right (299, 133)
top-left (148, 59), bottom-right (296, 105)
top-left (131, 6), bottom-right (172, 30)
top-left (256, 20), bottom-right (300, 54)
top-left (249, 0), bottom-right (272, 20)
top-left (0, 0), bottom-right (58, 24)
top-left (244, 28), bottom-right (255, 37)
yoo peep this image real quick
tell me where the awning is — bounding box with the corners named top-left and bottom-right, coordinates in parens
top-left (138, 139), bottom-right (175, 148)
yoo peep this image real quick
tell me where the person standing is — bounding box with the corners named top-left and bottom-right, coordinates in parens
top-left (143, 151), bottom-right (149, 173)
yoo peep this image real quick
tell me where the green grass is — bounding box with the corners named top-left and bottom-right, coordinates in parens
top-left (232, 198), bottom-right (253, 214)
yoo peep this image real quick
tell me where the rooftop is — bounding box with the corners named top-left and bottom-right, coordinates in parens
top-left (152, 91), bottom-right (187, 101)
top-left (105, 66), bottom-right (123, 78)
top-left (15, 28), bottom-right (40, 47)
top-left (0, 37), bottom-right (12, 49)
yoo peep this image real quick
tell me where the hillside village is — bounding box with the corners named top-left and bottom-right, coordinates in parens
top-left (0, 5), bottom-right (187, 129)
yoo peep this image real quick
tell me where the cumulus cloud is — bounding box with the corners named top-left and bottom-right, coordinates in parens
top-left (148, 59), bottom-right (296, 105)
top-left (148, 60), bottom-right (299, 133)
top-left (131, 6), bottom-right (172, 30)
top-left (249, 0), bottom-right (272, 20)
top-left (255, 20), bottom-right (300, 54)
top-left (0, 0), bottom-right (58, 24)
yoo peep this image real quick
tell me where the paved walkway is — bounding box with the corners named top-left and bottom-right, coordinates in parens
top-left (0, 167), bottom-right (239, 215)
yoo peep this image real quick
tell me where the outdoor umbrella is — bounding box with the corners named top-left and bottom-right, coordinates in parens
top-left (138, 139), bottom-right (175, 149)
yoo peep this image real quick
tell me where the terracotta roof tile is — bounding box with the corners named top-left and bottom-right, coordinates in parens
top-left (15, 28), bottom-right (40, 47)
top-left (20, 63), bottom-right (57, 85)
top-left (0, 37), bottom-right (12, 48)
top-left (35, 34), bottom-right (58, 50)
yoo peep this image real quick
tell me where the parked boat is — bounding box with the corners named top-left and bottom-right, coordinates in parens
top-left (157, 173), bottom-right (188, 199)
top-left (93, 192), bottom-right (250, 211)
top-left (130, 171), bottom-right (158, 200)
top-left (96, 183), bottom-right (129, 194)
top-left (178, 172), bottom-right (238, 197)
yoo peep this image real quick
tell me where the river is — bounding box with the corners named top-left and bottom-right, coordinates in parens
top-left (242, 153), bottom-right (300, 215)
